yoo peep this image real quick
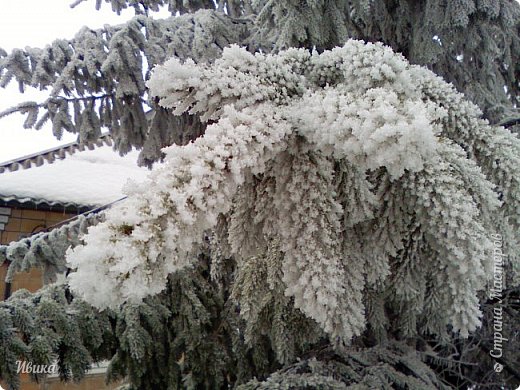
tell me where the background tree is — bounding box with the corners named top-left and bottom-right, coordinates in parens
top-left (0, 1), bottom-right (519, 389)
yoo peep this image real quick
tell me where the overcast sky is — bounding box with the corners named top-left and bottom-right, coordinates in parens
top-left (0, 1), bottom-right (167, 163)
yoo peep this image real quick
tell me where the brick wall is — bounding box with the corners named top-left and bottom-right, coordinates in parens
top-left (0, 208), bottom-right (73, 245)
top-left (0, 207), bottom-right (74, 299)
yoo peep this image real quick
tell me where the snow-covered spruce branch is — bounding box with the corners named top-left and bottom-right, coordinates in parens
top-left (67, 102), bottom-right (292, 309)
top-left (416, 67), bottom-right (520, 229)
top-left (256, 0), bottom-right (520, 124)
top-left (0, 11), bottom-right (244, 94)
top-left (238, 342), bottom-right (443, 389)
top-left (70, 0), bottom-right (220, 16)
top-left (67, 41), bottom-right (519, 343)
top-left (0, 283), bottom-right (114, 388)
top-left (0, 10), bottom-right (248, 158)
top-left (0, 213), bottom-right (103, 284)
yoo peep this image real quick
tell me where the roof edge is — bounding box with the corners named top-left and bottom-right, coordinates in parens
top-left (0, 195), bottom-right (95, 214)
top-left (0, 134), bottom-right (113, 174)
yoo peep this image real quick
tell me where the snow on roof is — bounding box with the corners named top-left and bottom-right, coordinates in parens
top-left (0, 145), bottom-right (150, 208)
top-left (0, 134), bottom-right (113, 174)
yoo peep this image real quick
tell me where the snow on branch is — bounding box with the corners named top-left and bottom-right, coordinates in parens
top-left (0, 213), bottom-right (104, 284)
top-left (0, 282), bottom-right (113, 387)
top-left (66, 40), bottom-right (519, 342)
top-left (0, 10), bottom-right (249, 160)
top-left (70, 0), bottom-right (218, 15)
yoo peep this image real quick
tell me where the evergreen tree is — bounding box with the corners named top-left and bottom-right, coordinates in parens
top-left (1, 1), bottom-right (519, 389)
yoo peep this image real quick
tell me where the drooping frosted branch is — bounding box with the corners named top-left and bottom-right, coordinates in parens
top-left (67, 41), bottom-right (519, 342)
top-left (0, 213), bottom-right (103, 284)
top-left (67, 103), bottom-right (291, 309)
top-left (0, 283), bottom-right (114, 389)
top-left (0, 10), bottom-right (249, 163)
top-left (71, 0), bottom-right (220, 15)
top-left (255, 0), bottom-right (520, 124)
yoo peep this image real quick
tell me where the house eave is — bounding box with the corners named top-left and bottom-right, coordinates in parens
top-left (0, 195), bottom-right (93, 214)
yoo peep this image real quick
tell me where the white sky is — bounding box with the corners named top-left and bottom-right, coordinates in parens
top-left (0, 1), bottom-right (167, 163)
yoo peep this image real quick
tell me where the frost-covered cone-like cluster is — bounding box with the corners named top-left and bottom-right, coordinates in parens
top-left (67, 40), bottom-right (520, 342)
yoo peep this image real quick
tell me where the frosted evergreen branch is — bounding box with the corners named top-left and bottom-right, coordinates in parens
top-left (0, 283), bottom-right (115, 389)
top-left (0, 10), bottom-right (250, 161)
top-left (499, 116), bottom-right (520, 129)
top-left (1, 1), bottom-right (520, 389)
top-left (1, 252), bottom-right (262, 390)
top-left (64, 41), bottom-right (520, 344)
top-left (238, 342), bottom-right (445, 389)
top-left (254, 0), bottom-right (520, 124)
top-left (0, 213), bottom-right (105, 284)
top-left (70, 0), bottom-right (219, 15)
top-left (230, 237), bottom-right (324, 364)
top-left (67, 101), bottom-right (292, 309)
top-left (0, 196), bottom-right (129, 283)
top-left (0, 255), bottom-right (247, 390)
top-left (0, 12), bottom-right (249, 91)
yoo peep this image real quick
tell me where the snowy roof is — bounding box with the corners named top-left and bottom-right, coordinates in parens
top-left (0, 140), bottom-right (150, 210)
top-left (0, 134), bottom-right (113, 174)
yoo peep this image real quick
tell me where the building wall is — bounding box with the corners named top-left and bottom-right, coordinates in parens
top-left (0, 372), bottom-right (124, 390)
top-left (0, 206), bottom-right (124, 390)
top-left (0, 207), bottom-right (72, 244)
top-left (43, 372), bottom-right (124, 390)
top-left (0, 207), bottom-right (74, 298)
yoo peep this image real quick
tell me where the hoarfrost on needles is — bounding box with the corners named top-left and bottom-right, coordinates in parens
top-left (66, 40), bottom-right (519, 342)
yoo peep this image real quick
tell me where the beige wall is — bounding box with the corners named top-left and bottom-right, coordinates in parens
top-left (0, 208), bottom-right (72, 245)
top-left (0, 208), bottom-right (74, 298)
top-left (0, 373), bottom-right (124, 390)
top-left (43, 374), bottom-right (123, 390)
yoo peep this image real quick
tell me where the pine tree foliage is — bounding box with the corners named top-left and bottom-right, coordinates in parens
top-left (1, 1), bottom-right (520, 389)
top-left (105, 259), bottom-right (238, 390)
top-left (238, 342), bottom-right (445, 390)
top-left (67, 41), bottom-right (519, 343)
top-left (1, 1), bottom-right (518, 166)
top-left (0, 254), bottom-right (223, 389)
top-left (0, 283), bottom-right (115, 390)
top-left (0, 213), bottom-right (103, 284)
top-left (0, 249), bottom-right (455, 390)
top-left (0, 8), bottom-right (249, 165)
top-left (255, 0), bottom-right (520, 124)
top-left (419, 287), bottom-right (520, 388)
top-left (71, 0), bottom-right (217, 16)
top-left (1, 252), bottom-right (280, 390)
top-left (231, 238), bottom-right (324, 365)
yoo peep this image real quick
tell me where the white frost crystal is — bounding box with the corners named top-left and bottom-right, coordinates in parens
top-left (67, 40), bottom-right (519, 341)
